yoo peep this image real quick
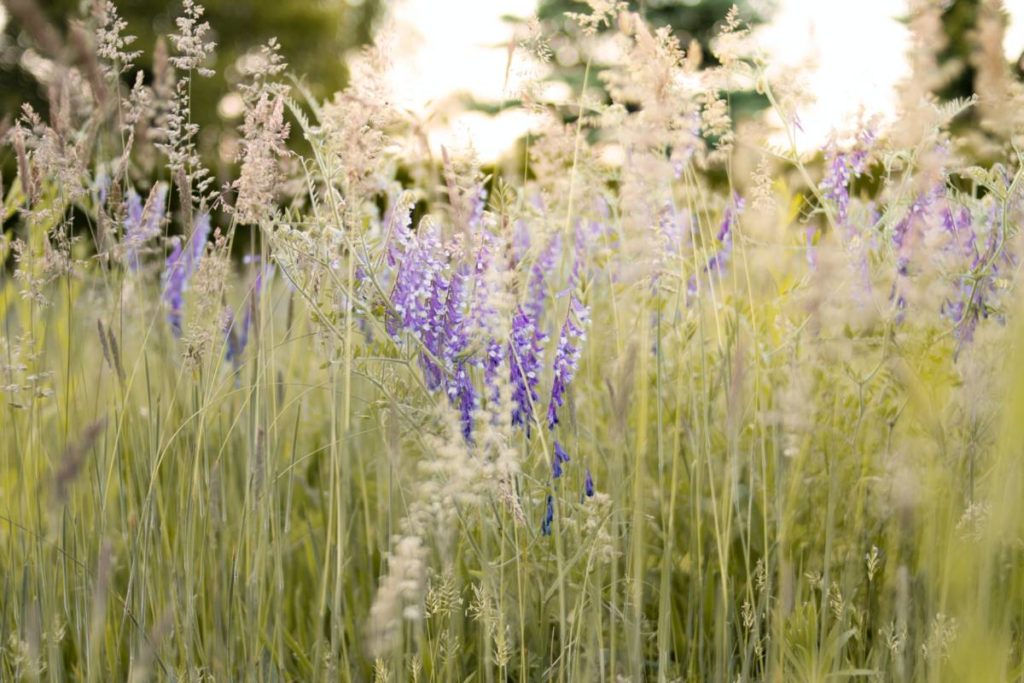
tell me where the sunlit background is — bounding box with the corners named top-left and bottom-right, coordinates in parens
top-left (386, 0), bottom-right (1024, 159)
top-left (3, 0), bottom-right (1024, 160)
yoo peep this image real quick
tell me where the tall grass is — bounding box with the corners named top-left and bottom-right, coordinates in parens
top-left (2, 0), bottom-right (1024, 680)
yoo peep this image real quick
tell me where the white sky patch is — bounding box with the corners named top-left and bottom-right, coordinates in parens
top-left (386, 0), bottom-right (538, 160)
top-left (386, 0), bottom-right (1024, 160)
top-left (1005, 0), bottom-right (1024, 60)
top-left (754, 0), bottom-right (910, 150)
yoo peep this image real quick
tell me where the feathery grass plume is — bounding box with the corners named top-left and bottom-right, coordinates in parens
top-left (181, 226), bottom-right (230, 367)
top-left (366, 535), bottom-right (427, 657)
top-left (92, 0), bottom-right (141, 79)
top-left (318, 35), bottom-right (397, 224)
top-left (54, 418), bottom-right (107, 504)
top-left (233, 39), bottom-right (290, 225)
top-left (234, 92), bottom-right (290, 225)
top-left (157, 0), bottom-right (217, 214)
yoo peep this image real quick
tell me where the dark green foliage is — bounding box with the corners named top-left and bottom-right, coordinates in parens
top-left (0, 0), bottom-right (380, 138)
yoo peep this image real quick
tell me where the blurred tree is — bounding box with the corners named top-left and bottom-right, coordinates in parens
top-left (938, 0), bottom-right (977, 103)
top-left (0, 0), bottom-right (380, 138)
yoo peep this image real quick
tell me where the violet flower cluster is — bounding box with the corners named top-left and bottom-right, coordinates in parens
top-left (162, 213), bottom-right (211, 337)
top-left (687, 196), bottom-right (744, 301)
top-left (123, 183), bottom-right (168, 270)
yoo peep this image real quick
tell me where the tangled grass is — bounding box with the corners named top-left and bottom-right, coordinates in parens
top-left (2, 1), bottom-right (1024, 680)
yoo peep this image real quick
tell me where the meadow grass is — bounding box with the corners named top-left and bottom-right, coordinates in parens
top-left (2, 1), bottom-right (1024, 681)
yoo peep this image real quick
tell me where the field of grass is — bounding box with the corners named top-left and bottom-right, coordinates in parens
top-left (2, 1), bottom-right (1024, 681)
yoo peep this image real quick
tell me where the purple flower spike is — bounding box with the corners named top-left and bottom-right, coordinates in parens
top-left (509, 307), bottom-right (546, 433)
top-left (451, 361), bottom-right (476, 441)
top-left (541, 495), bottom-right (554, 536)
top-left (123, 183), bottom-right (168, 270)
top-left (688, 196), bottom-right (744, 301)
top-left (584, 468), bottom-right (595, 497)
top-left (547, 297), bottom-right (589, 429)
top-left (162, 212), bottom-right (211, 337)
top-left (419, 270), bottom-right (450, 391)
top-left (526, 234), bottom-right (561, 322)
top-left (387, 223), bottom-right (442, 339)
top-left (552, 440), bottom-right (571, 479)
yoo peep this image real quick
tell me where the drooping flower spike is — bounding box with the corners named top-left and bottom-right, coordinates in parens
top-left (541, 495), bottom-right (554, 536)
top-left (552, 440), bottom-right (571, 479)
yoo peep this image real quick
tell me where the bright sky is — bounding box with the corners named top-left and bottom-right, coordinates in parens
top-left (759, 0), bottom-right (1024, 148)
top-left (388, 0), bottom-right (1024, 160)
top-left (385, 0), bottom-right (540, 161)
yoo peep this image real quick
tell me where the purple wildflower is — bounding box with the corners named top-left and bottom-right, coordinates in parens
top-left (541, 494), bottom-right (554, 536)
top-left (419, 270), bottom-right (450, 391)
top-left (584, 468), bottom-right (595, 497)
top-left (805, 226), bottom-right (819, 270)
top-left (525, 234), bottom-right (561, 322)
top-left (441, 266), bottom-right (476, 440)
top-left (441, 265), bottom-right (470, 363)
top-left (450, 361), bottom-right (476, 441)
top-left (388, 223), bottom-right (442, 338)
top-left (384, 194), bottom-right (415, 269)
top-left (162, 212), bottom-right (211, 337)
top-left (819, 127), bottom-right (875, 230)
top-left (509, 307), bottom-right (546, 433)
top-left (467, 184), bottom-right (487, 232)
top-left (512, 219), bottom-right (531, 265)
top-left (123, 183), bottom-right (167, 270)
top-left (547, 296), bottom-right (589, 429)
top-left (223, 308), bottom-right (243, 371)
top-left (552, 440), bottom-right (571, 479)
top-left (687, 196), bottom-right (744, 300)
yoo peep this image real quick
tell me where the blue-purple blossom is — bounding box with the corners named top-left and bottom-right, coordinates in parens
top-left (467, 184), bottom-right (487, 232)
top-left (526, 234), bottom-right (561, 322)
top-left (509, 307), bottom-right (546, 433)
top-left (441, 266), bottom-right (476, 439)
top-left (441, 265), bottom-right (470, 363)
top-left (547, 296), bottom-right (589, 429)
top-left (584, 468), bottom-right (594, 497)
top-left (123, 183), bottom-right (168, 270)
top-left (541, 494), bottom-right (554, 536)
top-left (552, 440), bottom-right (570, 479)
top-left (450, 361), bottom-right (476, 441)
top-left (162, 212), bottom-right (211, 337)
top-left (384, 195), bottom-right (414, 270)
top-left (387, 223), bottom-right (443, 338)
top-left (819, 127), bottom-right (875, 230)
top-left (419, 270), bottom-right (449, 391)
top-left (687, 196), bottom-right (744, 300)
